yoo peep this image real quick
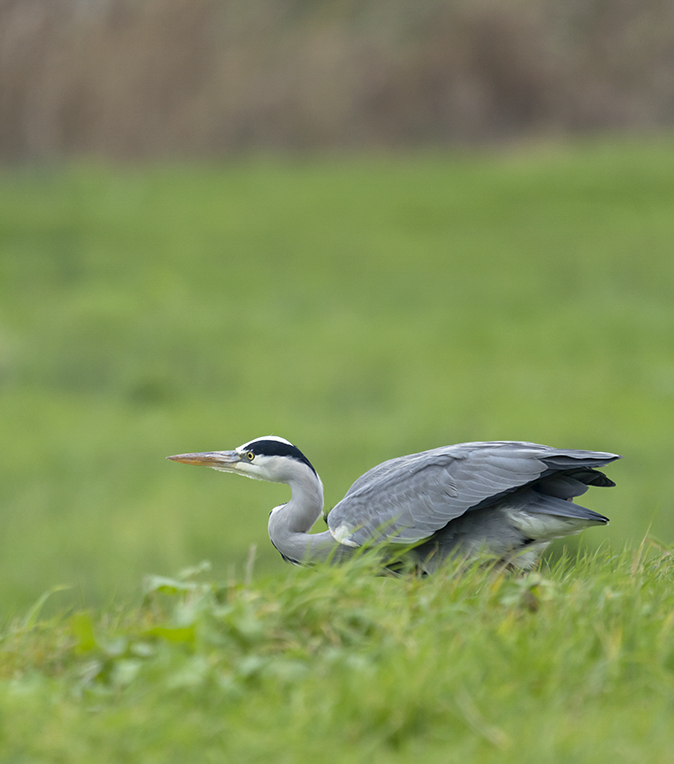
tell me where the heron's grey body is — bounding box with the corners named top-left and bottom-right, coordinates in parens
top-left (168, 437), bottom-right (620, 572)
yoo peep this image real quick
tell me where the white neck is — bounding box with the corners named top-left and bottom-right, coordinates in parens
top-left (266, 464), bottom-right (352, 564)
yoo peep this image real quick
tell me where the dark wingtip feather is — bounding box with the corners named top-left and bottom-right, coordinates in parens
top-left (568, 469), bottom-right (617, 488)
top-left (527, 493), bottom-right (610, 523)
top-left (589, 475), bottom-right (616, 488)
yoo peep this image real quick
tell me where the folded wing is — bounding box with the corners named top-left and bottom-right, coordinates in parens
top-left (327, 441), bottom-right (620, 547)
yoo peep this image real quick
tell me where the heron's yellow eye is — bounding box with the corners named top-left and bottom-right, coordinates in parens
top-left (246, 451), bottom-right (255, 461)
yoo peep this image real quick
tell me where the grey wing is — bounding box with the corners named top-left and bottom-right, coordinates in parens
top-left (327, 441), bottom-right (620, 547)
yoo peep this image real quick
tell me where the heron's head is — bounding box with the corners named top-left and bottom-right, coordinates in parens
top-left (167, 436), bottom-right (317, 484)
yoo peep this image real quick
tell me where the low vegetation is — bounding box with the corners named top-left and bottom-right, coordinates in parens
top-left (2, 544), bottom-right (674, 762)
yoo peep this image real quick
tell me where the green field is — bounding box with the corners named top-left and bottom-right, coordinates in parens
top-left (1, 139), bottom-right (674, 761)
top-left (2, 549), bottom-right (674, 763)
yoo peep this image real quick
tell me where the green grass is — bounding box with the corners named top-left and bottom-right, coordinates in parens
top-left (1, 138), bottom-right (674, 759)
top-left (2, 546), bottom-right (674, 763)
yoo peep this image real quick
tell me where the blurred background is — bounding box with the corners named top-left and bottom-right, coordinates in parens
top-left (1, 0), bottom-right (674, 612)
top-left (3, 0), bottom-right (674, 158)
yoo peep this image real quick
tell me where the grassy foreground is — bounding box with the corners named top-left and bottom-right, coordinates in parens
top-left (2, 545), bottom-right (674, 763)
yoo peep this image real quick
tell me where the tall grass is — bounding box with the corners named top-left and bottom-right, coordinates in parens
top-left (2, 544), bottom-right (674, 762)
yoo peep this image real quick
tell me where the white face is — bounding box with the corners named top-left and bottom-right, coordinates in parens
top-left (167, 436), bottom-right (308, 484)
top-left (234, 437), bottom-right (303, 483)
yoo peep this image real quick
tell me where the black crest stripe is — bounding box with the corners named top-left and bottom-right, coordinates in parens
top-left (244, 439), bottom-right (317, 475)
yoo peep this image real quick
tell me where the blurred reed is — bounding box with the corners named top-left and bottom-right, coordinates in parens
top-left (2, 0), bottom-right (674, 161)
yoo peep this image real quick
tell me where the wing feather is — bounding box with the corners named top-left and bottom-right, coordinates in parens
top-left (327, 441), bottom-right (619, 546)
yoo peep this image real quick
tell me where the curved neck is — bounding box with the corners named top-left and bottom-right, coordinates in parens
top-left (267, 468), bottom-right (353, 564)
top-left (277, 469), bottom-right (325, 533)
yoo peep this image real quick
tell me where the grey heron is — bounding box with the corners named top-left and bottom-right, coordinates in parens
top-left (168, 436), bottom-right (620, 571)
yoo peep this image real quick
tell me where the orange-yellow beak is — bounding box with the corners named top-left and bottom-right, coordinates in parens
top-left (166, 450), bottom-right (241, 471)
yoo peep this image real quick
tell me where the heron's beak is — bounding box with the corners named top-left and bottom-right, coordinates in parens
top-left (166, 450), bottom-right (242, 472)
